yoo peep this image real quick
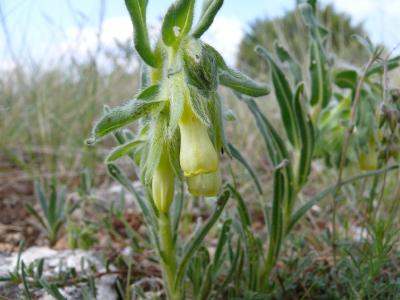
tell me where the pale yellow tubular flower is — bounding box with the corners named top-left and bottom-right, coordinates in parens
top-left (187, 169), bottom-right (221, 197)
top-left (179, 100), bottom-right (218, 177)
top-left (152, 147), bottom-right (175, 213)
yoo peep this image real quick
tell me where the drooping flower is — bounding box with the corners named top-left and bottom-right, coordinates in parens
top-left (186, 169), bottom-right (221, 197)
top-left (179, 100), bottom-right (218, 177)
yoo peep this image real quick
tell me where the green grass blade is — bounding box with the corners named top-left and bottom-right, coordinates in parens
top-left (48, 184), bottom-right (57, 228)
top-left (21, 262), bottom-right (33, 300)
top-left (39, 279), bottom-right (66, 300)
top-left (25, 203), bottom-right (47, 229)
top-left (34, 181), bottom-right (48, 219)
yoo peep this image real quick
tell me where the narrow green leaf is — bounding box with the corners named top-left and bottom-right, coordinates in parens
top-left (299, 3), bottom-right (329, 42)
top-left (124, 0), bottom-right (158, 67)
top-left (204, 43), bottom-right (270, 96)
top-left (162, 0), bottom-right (195, 46)
top-left (15, 240), bottom-right (25, 272)
top-left (107, 164), bottom-right (158, 231)
top-left (34, 181), bottom-right (48, 219)
top-left (261, 167), bottom-right (287, 285)
top-left (105, 140), bottom-right (144, 163)
top-left (334, 69), bottom-right (358, 91)
top-left (212, 219), bottom-right (231, 269)
top-left (228, 185), bottom-right (260, 290)
top-left (39, 279), bottom-right (66, 300)
top-left (228, 143), bottom-right (263, 194)
top-left (174, 190), bottom-right (230, 290)
top-left (48, 184), bottom-right (57, 228)
top-left (293, 83), bottom-right (315, 188)
top-left (172, 182), bottom-right (185, 243)
top-left (274, 42), bottom-right (302, 85)
top-left (136, 84), bottom-right (161, 101)
top-left (192, 0), bottom-right (224, 38)
top-left (216, 241), bottom-right (242, 295)
top-left (86, 99), bottom-right (164, 145)
top-left (309, 40), bottom-right (331, 108)
top-left (228, 185), bottom-right (251, 226)
top-left (366, 55), bottom-right (400, 77)
top-left (198, 264), bottom-right (213, 300)
top-left (255, 45), bottom-right (300, 147)
top-left (219, 69), bottom-right (271, 97)
top-left (352, 34), bottom-right (375, 55)
top-left (287, 164), bottom-right (400, 234)
top-left (246, 99), bottom-right (295, 219)
top-left (25, 203), bottom-right (46, 229)
top-left (21, 262), bottom-right (33, 300)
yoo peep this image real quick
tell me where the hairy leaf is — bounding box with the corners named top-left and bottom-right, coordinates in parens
top-left (86, 100), bottom-right (164, 145)
top-left (174, 190), bottom-right (230, 290)
top-left (255, 45), bottom-right (300, 147)
top-left (228, 143), bottom-right (263, 194)
top-left (124, 0), bottom-right (158, 67)
top-left (293, 83), bottom-right (315, 189)
top-left (309, 40), bottom-right (331, 108)
top-left (274, 42), bottom-right (302, 85)
top-left (162, 0), bottom-right (195, 46)
top-left (192, 0), bottom-right (224, 38)
top-left (105, 140), bottom-right (144, 163)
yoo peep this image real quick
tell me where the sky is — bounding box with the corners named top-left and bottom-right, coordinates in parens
top-left (1, 0), bottom-right (400, 71)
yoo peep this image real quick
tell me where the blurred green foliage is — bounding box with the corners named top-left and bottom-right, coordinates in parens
top-left (237, 4), bottom-right (369, 78)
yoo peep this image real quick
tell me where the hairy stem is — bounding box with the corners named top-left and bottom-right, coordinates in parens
top-left (159, 212), bottom-right (180, 299)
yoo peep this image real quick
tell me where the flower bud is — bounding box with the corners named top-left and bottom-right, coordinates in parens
top-left (152, 148), bottom-right (175, 213)
top-left (187, 169), bottom-right (221, 197)
top-left (179, 101), bottom-right (218, 177)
